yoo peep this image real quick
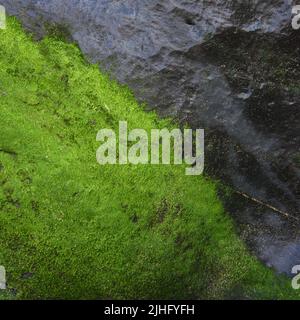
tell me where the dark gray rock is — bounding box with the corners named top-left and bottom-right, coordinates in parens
top-left (2, 0), bottom-right (300, 274)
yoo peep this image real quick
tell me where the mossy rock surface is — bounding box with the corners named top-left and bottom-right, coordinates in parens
top-left (0, 18), bottom-right (298, 300)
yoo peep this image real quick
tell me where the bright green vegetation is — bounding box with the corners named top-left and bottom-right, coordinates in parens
top-left (0, 18), bottom-right (298, 300)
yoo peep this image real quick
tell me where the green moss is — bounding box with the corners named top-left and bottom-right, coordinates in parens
top-left (293, 153), bottom-right (300, 167)
top-left (45, 22), bottom-right (72, 42)
top-left (0, 17), bottom-right (298, 300)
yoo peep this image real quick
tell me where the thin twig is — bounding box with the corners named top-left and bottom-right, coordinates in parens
top-left (0, 148), bottom-right (17, 156)
top-left (235, 190), bottom-right (299, 222)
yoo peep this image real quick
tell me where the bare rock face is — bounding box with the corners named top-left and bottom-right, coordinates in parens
top-left (2, 0), bottom-right (300, 273)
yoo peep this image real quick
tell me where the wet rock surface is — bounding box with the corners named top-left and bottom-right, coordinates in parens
top-left (2, 0), bottom-right (300, 274)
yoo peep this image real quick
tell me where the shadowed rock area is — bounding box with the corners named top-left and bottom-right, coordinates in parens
top-left (2, 0), bottom-right (299, 274)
